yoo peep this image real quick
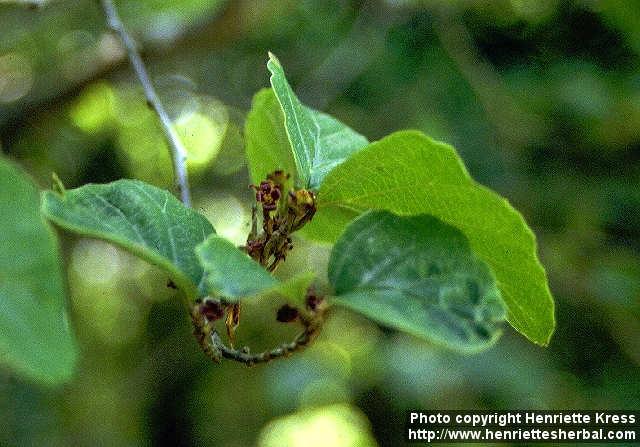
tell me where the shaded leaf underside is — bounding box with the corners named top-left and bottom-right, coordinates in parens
top-left (329, 210), bottom-right (506, 351)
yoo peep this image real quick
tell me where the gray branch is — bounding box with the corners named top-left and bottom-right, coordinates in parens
top-left (99, 0), bottom-right (192, 207)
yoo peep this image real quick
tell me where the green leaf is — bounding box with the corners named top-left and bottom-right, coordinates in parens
top-left (41, 179), bottom-right (215, 299)
top-left (0, 158), bottom-right (78, 384)
top-left (309, 109), bottom-right (369, 189)
top-left (263, 53), bottom-right (368, 189)
top-left (309, 130), bottom-right (555, 346)
top-left (328, 211), bottom-right (506, 351)
top-left (196, 234), bottom-right (314, 303)
top-left (245, 88), bottom-right (297, 186)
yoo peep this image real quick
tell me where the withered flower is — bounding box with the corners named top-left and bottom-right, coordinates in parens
top-left (276, 304), bottom-right (300, 323)
top-left (251, 180), bottom-right (282, 211)
top-left (199, 298), bottom-right (225, 321)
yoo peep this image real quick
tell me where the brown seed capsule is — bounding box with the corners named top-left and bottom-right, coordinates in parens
top-left (246, 238), bottom-right (264, 259)
top-left (276, 304), bottom-right (299, 323)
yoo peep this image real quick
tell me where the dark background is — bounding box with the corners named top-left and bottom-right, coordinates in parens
top-left (1, 0), bottom-right (639, 445)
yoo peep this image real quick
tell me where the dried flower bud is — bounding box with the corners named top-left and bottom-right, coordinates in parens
top-left (251, 180), bottom-right (281, 211)
top-left (246, 238), bottom-right (264, 259)
top-left (287, 189), bottom-right (317, 230)
top-left (267, 170), bottom-right (290, 190)
top-left (276, 304), bottom-right (299, 323)
top-left (306, 290), bottom-right (323, 311)
top-left (287, 188), bottom-right (313, 207)
top-left (200, 299), bottom-right (224, 321)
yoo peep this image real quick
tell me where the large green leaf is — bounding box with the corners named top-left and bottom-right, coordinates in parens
top-left (262, 53), bottom-right (368, 189)
top-left (0, 158), bottom-right (78, 384)
top-left (308, 130), bottom-right (555, 346)
top-left (41, 180), bottom-right (215, 299)
top-left (196, 234), bottom-right (314, 303)
top-left (328, 211), bottom-right (506, 351)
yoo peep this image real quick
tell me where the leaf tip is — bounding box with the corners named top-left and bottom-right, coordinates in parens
top-left (517, 317), bottom-right (555, 347)
top-left (539, 324), bottom-right (555, 347)
top-left (267, 51), bottom-right (282, 73)
top-left (267, 51), bottom-right (279, 63)
top-left (51, 172), bottom-right (66, 195)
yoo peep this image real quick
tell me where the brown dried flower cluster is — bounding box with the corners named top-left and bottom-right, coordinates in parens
top-left (246, 170), bottom-right (316, 272)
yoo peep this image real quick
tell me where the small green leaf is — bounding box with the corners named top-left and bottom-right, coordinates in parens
top-left (328, 211), bottom-right (506, 351)
top-left (266, 53), bottom-right (316, 187)
top-left (196, 234), bottom-right (314, 303)
top-left (261, 53), bottom-right (368, 189)
top-left (41, 180), bottom-right (215, 299)
top-left (245, 88), bottom-right (297, 186)
top-left (196, 235), bottom-right (277, 298)
top-left (309, 130), bottom-right (555, 346)
top-left (0, 158), bottom-right (78, 384)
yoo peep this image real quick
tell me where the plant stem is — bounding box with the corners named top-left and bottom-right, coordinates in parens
top-left (211, 321), bottom-right (320, 366)
top-left (191, 303), bottom-right (324, 366)
top-left (99, 0), bottom-right (192, 207)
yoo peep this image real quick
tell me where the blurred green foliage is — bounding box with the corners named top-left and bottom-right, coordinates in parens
top-left (1, 0), bottom-right (639, 446)
top-left (0, 158), bottom-right (78, 384)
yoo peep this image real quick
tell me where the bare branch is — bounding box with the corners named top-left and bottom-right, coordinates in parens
top-left (99, 0), bottom-right (192, 206)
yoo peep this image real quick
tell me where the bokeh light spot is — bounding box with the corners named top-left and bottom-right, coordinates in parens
top-left (70, 239), bottom-right (123, 285)
top-left (258, 404), bottom-right (378, 447)
top-left (198, 194), bottom-right (250, 246)
top-left (175, 99), bottom-right (228, 171)
top-left (69, 240), bottom-right (143, 345)
top-left (69, 82), bottom-right (116, 133)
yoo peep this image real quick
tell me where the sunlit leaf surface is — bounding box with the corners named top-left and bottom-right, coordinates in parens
top-left (244, 54), bottom-right (368, 189)
top-left (309, 131), bottom-right (555, 345)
